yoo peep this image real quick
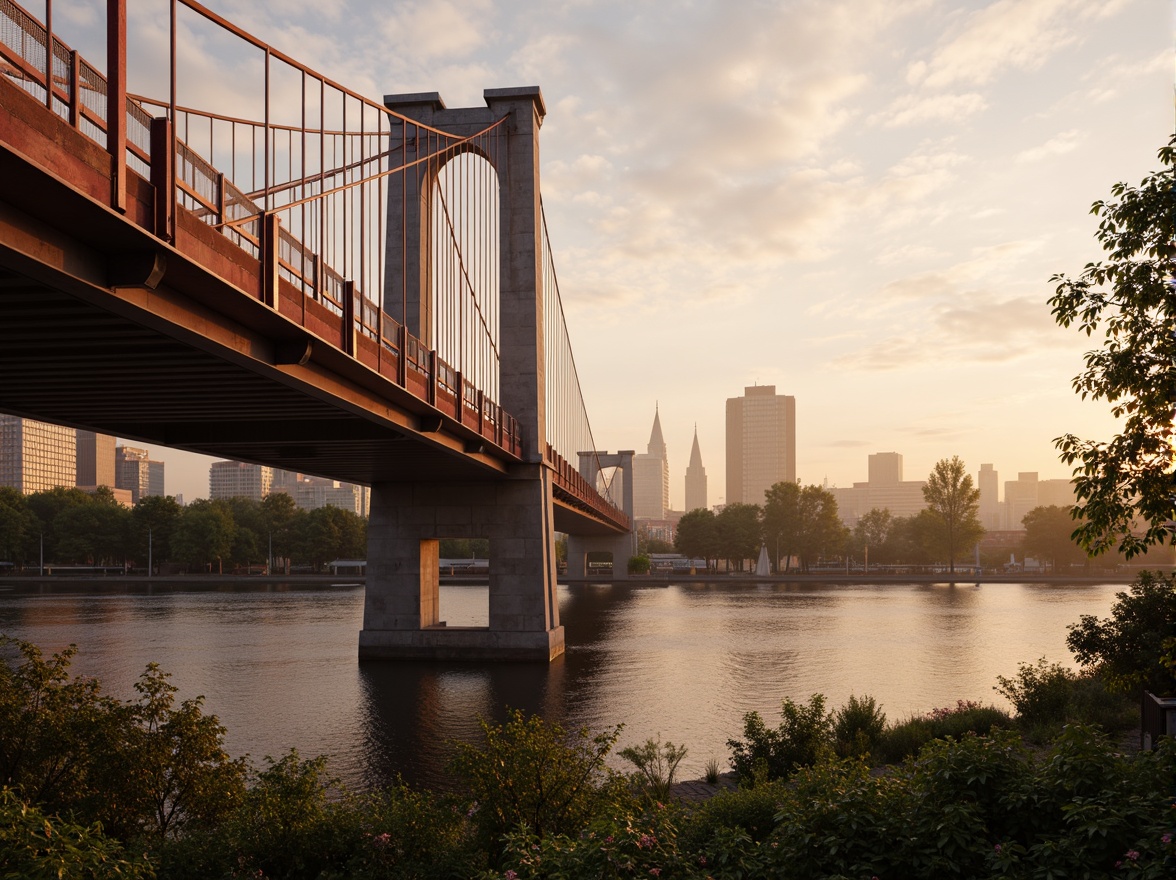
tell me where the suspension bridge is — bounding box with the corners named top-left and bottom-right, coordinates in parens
top-left (0, 0), bottom-right (637, 660)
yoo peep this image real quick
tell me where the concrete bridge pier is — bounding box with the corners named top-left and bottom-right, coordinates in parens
top-left (359, 464), bottom-right (563, 661)
top-left (566, 450), bottom-right (636, 580)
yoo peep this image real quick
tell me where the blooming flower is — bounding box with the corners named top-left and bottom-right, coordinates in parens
top-left (1126, 850), bottom-right (1140, 861)
top-left (1163, 833), bottom-right (1172, 844)
top-left (504, 871), bottom-right (518, 880)
top-left (649, 870), bottom-right (661, 877)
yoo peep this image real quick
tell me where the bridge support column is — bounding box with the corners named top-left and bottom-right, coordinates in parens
top-left (360, 464), bottom-right (563, 661)
top-left (566, 450), bottom-right (637, 580)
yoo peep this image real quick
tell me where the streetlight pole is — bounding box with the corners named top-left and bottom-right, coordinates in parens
top-left (147, 526), bottom-right (152, 577)
top-left (39, 531), bottom-right (43, 576)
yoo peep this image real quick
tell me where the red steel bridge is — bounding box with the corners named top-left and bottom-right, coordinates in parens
top-left (0, 0), bottom-right (634, 660)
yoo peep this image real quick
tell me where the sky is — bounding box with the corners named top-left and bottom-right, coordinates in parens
top-left (47, 0), bottom-right (1175, 507)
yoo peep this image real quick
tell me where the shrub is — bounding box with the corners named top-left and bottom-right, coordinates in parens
top-left (832, 693), bottom-right (886, 759)
top-left (0, 787), bottom-right (154, 880)
top-left (449, 709), bottom-right (624, 861)
top-left (875, 700), bottom-right (1012, 764)
top-left (627, 554), bottom-right (651, 574)
top-left (679, 778), bottom-right (790, 855)
top-left (619, 735), bottom-right (687, 802)
top-left (995, 658), bottom-right (1137, 741)
top-left (703, 756), bottom-right (722, 785)
top-left (727, 694), bottom-right (831, 782)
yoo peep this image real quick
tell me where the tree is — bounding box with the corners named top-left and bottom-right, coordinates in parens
top-left (131, 494), bottom-right (182, 569)
top-left (715, 503), bottom-right (762, 571)
top-left (0, 486), bottom-right (38, 565)
top-left (1048, 135), bottom-right (1176, 558)
top-left (171, 500), bottom-right (235, 572)
top-left (851, 508), bottom-right (893, 561)
top-left (1022, 505), bottom-right (1091, 571)
top-left (1066, 571), bottom-right (1176, 696)
top-left (921, 457), bottom-right (983, 573)
top-left (675, 508), bottom-right (718, 570)
top-left (762, 482), bottom-right (847, 572)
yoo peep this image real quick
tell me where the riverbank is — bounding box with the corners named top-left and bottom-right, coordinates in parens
top-left (0, 570), bottom-right (1154, 590)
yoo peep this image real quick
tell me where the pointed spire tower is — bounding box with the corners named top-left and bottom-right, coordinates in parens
top-left (685, 424), bottom-right (708, 512)
top-left (633, 404), bottom-right (670, 519)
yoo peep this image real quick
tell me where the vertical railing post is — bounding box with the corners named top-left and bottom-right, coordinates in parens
top-left (397, 325), bottom-right (408, 387)
top-left (150, 117), bottom-right (175, 241)
top-left (106, 0), bottom-right (127, 213)
top-left (215, 172), bottom-right (226, 226)
top-left (44, 0), bottom-right (52, 111)
top-left (68, 50), bottom-right (79, 128)
top-left (427, 350), bottom-right (437, 407)
top-left (261, 212), bottom-right (280, 307)
top-left (342, 280), bottom-right (356, 355)
top-left (477, 390), bottom-right (484, 436)
top-left (454, 371), bottom-right (463, 421)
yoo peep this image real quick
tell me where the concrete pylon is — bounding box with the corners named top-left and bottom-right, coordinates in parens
top-left (566, 450), bottom-right (637, 579)
top-left (360, 87), bottom-right (563, 661)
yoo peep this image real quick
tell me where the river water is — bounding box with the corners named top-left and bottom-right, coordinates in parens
top-left (0, 579), bottom-right (1123, 789)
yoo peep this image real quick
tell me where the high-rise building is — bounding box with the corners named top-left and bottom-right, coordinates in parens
top-left (684, 426), bottom-right (707, 512)
top-left (116, 445), bottom-right (165, 504)
top-left (0, 416), bottom-right (76, 493)
top-left (827, 451), bottom-right (927, 528)
top-left (725, 385), bottom-right (795, 506)
top-left (209, 460), bottom-right (272, 502)
top-left (632, 406), bottom-right (669, 519)
top-left (978, 463), bottom-right (1000, 530)
top-left (1004, 472), bottom-right (1040, 530)
top-left (76, 430), bottom-right (116, 488)
top-left (868, 452), bottom-right (902, 486)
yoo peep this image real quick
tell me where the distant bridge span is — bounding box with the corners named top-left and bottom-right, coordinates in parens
top-left (0, 0), bottom-right (633, 660)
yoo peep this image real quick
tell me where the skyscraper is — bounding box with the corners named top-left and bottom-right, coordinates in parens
top-left (115, 445), bottom-right (165, 504)
top-left (725, 385), bottom-right (795, 506)
top-left (209, 460), bottom-right (272, 502)
top-left (0, 416), bottom-right (76, 493)
top-left (632, 406), bottom-right (669, 519)
top-left (684, 426), bottom-right (707, 512)
top-left (76, 430), bottom-right (116, 488)
top-left (978, 463), bottom-right (1000, 530)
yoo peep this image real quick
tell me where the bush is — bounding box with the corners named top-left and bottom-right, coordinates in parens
top-left (679, 778), bottom-right (791, 855)
top-left (875, 700), bottom-right (1012, 764)
top-left (619, 735), bottom-right (687, 802)
top-left (449, 709), bottom-right (624, 861)
top-left (627, 554), bottom-right (651, 574)
top-left (727, 694), bottom-right (831, 782)
top-left (995, 658), bottom-right (1136, 741)
top-left (832, 693), bottom-right (886, 759)
top-left (0, 787), bottom-right (154, 880)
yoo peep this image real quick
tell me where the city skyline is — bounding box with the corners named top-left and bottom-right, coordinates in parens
top-left (33, 0), bottom-right (1170, 508)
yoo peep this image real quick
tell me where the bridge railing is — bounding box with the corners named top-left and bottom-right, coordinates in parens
top-left (0, 0), bottom-right (526, 462)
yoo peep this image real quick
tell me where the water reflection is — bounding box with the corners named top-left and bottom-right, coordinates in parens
top-left (0, 579), bottom-right (1124, 789)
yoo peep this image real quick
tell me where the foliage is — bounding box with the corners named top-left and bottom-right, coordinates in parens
top-left (727, 694), bottom-right (830, 782)
top-left (627, 554), bottom-right (651, 575)
top-left (0, 788), bottom-right (155, 880)
top-left (130, 495), bottom-right (182, 572)
top-left (0, 486), bottom-right (39, 564)
top-left (169, 500), bottom-right (235, 570)
top-left (674, 508), bottom-right (718, 571)
top-left (761, 482), bottom-right (847, 572)
top-left (703, 757), bottom-right (721, 785)
top-left (1066, 570), bottom-right (1176, 694)
top-left (1048, 134), bottom-right (1176, 558)
top-left (448, 709), bottom-right (624, 860)
top-left (0, 638), bottom-right (124, 817)
top-left (921, 456), bottom-right (983, 572)
top-left (874, 700), bottom-right (1013, 764)
top-left (994, 657), bottom-right (1135, 742)
top-left (1020, 504), bottom-right (1091, 570)
top-left (715, 503), bottom-right (762, 571)
top-left (831, 693), bottom-right (886, 759)
top-left (619, 735), bottom-right (688, 802)
top-left (850, 507), bottom-right (893, 560)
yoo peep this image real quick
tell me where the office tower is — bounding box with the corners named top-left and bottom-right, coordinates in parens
top-left (684, 426), bottom-right (707, 512)
top-left (1038, 478), bottom-right (1076, 509)
top-left (116, 445), bottom-right (165, 504)
top-left (1003, 472), bottom-right (1040, 530)
top-left (209, 460), bottom-right (273, 502)
top-left (868, 452), bottom-right (902, 487)
top-left (632, 406), bottom-right (669, 519)
top-left (76, 430), bottom-right (116, 488)
top-left (978, 463), bottom-right (1000, 530)
top-left (725, 385), bottom-right (796, 505)
top-left (0, 415), bottom-right (76, 493)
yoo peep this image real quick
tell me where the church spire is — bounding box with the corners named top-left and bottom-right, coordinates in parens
top-left (647, 404), bottom-right (667, 459)
top-left (685, 424), bottom-right (707, 512)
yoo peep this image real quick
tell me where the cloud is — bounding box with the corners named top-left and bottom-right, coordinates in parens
top-left (1016, 129), bottom-right (1082, 163)
top-left (874, 92), bottom-right (987, 127)
top-left (827, 439), bottom-right (872, 448)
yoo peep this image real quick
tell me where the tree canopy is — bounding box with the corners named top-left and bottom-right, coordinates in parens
top-left (1048, 134), bottom-right (1176, 558)
top-left (921, 457), bottom-right (983, 573)
top-left (1021, 505), bottom-right (1090, 571)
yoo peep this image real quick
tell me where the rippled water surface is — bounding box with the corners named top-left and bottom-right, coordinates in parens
top-left (0, 580), bottom-right (1123, 788)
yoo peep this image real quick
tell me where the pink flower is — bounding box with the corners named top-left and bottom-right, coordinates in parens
top-left (994, 844), bottom-right (1001, 854)
top-left (1126, 850), bottom-right (1140, 861)
top-left (649, 870), bottom-right (661, 877)
top-left (1163, 833), bottom-right (1172, 844)
top-left (638, 834), bottom-right (656, 849)
top-left (504, 871), bottom-right (518, 880)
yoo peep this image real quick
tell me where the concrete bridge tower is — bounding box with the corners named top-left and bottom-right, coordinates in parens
top-left (359, 87), bottom-right (563, 661)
